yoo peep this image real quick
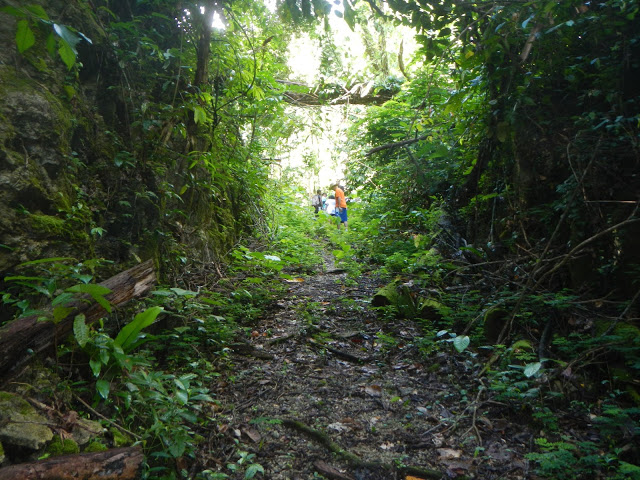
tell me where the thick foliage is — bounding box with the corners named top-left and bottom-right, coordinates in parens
top-left (342, 1), bottom-right (640, 477)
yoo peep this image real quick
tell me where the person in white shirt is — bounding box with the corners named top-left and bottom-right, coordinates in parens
top-left (324, 196), bottom-right (336, 215)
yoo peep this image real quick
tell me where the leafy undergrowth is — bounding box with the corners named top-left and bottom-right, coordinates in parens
top-left (1, 194), bottom-right (639, 479)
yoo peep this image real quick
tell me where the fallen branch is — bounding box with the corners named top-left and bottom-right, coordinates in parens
top-left (0, 447), bottom-right (143, 480)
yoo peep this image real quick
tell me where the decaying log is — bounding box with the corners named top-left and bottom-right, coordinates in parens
top-left (0, 260), bottom-right (156, 382)
top-left (0, 446), bottom-right (143, 480)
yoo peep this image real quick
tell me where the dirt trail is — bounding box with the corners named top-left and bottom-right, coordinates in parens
top-left (207, 248), bottom-right (531, 479)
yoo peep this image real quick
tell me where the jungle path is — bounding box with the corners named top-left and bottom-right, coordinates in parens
top-left (206, 246), bottom-right (531, 480)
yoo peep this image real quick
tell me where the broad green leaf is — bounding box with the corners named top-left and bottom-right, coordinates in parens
top-left (342, 0), bottom-right (356, 31)
top-left (99, 349), bottom-right (110, 365)
top-left (18, 257), bottom-right (74, 267)
top-left (193, 106), bottom-right (208, 125)
top-left (67, 284), bottom-right (112, 313)
top-left (45, 32), bottom-right (56, 56)
top-left (168, 440), bottom-right (186, 458)
top-left (63, 85), bottom-right (76, 100)
top-left (511, 339), bottom-right (533, 351)
top-left (58, 40), bottom-right (76, 70)
top-left (113, 350), bottom-right (133, 371)
top-left (524, 362), bottom-right (542, 377)
top-left (4, 275), bottom-right (48, 283)
top-left (25, 5), bottom-right (49, 20)
top-left (73, 314), bottom-right (89, 347)
top-left (52, 292), bottom-right (74, 306)
top-left (249, 85), bottom-right (265, 100)
top-left (0, 6), bottom-right (26, 17)
top-left (73, 274), bottom-right (93, 284)
top-left (245, 464), bottom-right (264, 479)
top-left (54, 306), bottom-right (74, 323)
top-left (66, 283), bottom-right (111, 296)
top-left (620, 462), bottom-right (640, 475)
top-left (96, 379), bottom-right (110, 399)
top-left (191, 393), bottom-right (215, 402)
top-left (151, 12), bottom-right (172, 21)
top-left (170, 287), bottom-right (198, 296)
top-left (16, 20), bottom-right (35, 53)
top-left (175, 389), bottom-right (188, 405)
top-left (77, 32), bottom-right (92, 45)
top-left (522, 14), bottom-right (534, 29)
top-left (89, 358), bottom-right (102, 377)
top-left (151, 289), bottom-right (174, 296)
top-left (178, 411), bottom-right (198, 423)
top-left (114, 306), bottom-right (163, 351)
top-left (453, 335), bottom-right (470, 353)
top-left (53, 23), bottom-right (80, 52)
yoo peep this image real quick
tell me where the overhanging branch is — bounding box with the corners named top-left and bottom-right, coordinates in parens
top-left (277, 80), bottom-right (397, 106)
top-left (365, 134), bottom-right (429, 156)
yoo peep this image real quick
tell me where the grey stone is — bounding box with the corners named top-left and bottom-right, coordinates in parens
top-left (0, 392), bottom-right (53, 451)
top-left (72, 418), bottom-right (105, 446)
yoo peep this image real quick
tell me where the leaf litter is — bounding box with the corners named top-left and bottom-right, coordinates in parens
top-left (202, 249), bottom-right (535, 479)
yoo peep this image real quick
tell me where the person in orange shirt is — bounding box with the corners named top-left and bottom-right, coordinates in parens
top-left (331, 184), bottom-right (348, 230)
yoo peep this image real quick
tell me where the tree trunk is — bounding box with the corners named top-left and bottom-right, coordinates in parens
top-left (0, 447), bottom-right (143, 480)
top-left (0, 260), bottom-right (156, 383)
top-left (194, 2), bottom-right (213, 87)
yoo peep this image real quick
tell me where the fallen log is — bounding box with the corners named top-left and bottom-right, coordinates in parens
top-left (0, 259), bottom-right (156, 383)
top-left (0, 446), bottom-right (143, 480)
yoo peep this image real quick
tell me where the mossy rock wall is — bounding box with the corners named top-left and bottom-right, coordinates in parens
top-left (0, 3), bottom-right (243, 283)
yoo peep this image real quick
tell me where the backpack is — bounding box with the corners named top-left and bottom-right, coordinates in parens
top-left (311, 194), bottom-right (321, 207)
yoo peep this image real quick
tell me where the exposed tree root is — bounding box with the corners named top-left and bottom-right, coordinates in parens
top-left (308, 338), bottom-right (370, 363)
top-left (280, 418), bottom-right (443, 479)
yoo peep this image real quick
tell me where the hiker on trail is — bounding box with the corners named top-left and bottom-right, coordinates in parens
top-left (331, 184), bottom-right (348, 230)
top-left (311, 190), bottom-right (322, 215)
top-left (321, 192), bottom-right (327, 210)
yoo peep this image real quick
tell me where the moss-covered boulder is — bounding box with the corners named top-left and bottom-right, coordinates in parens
top-left (0, 392), bottom-right (53, 451)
